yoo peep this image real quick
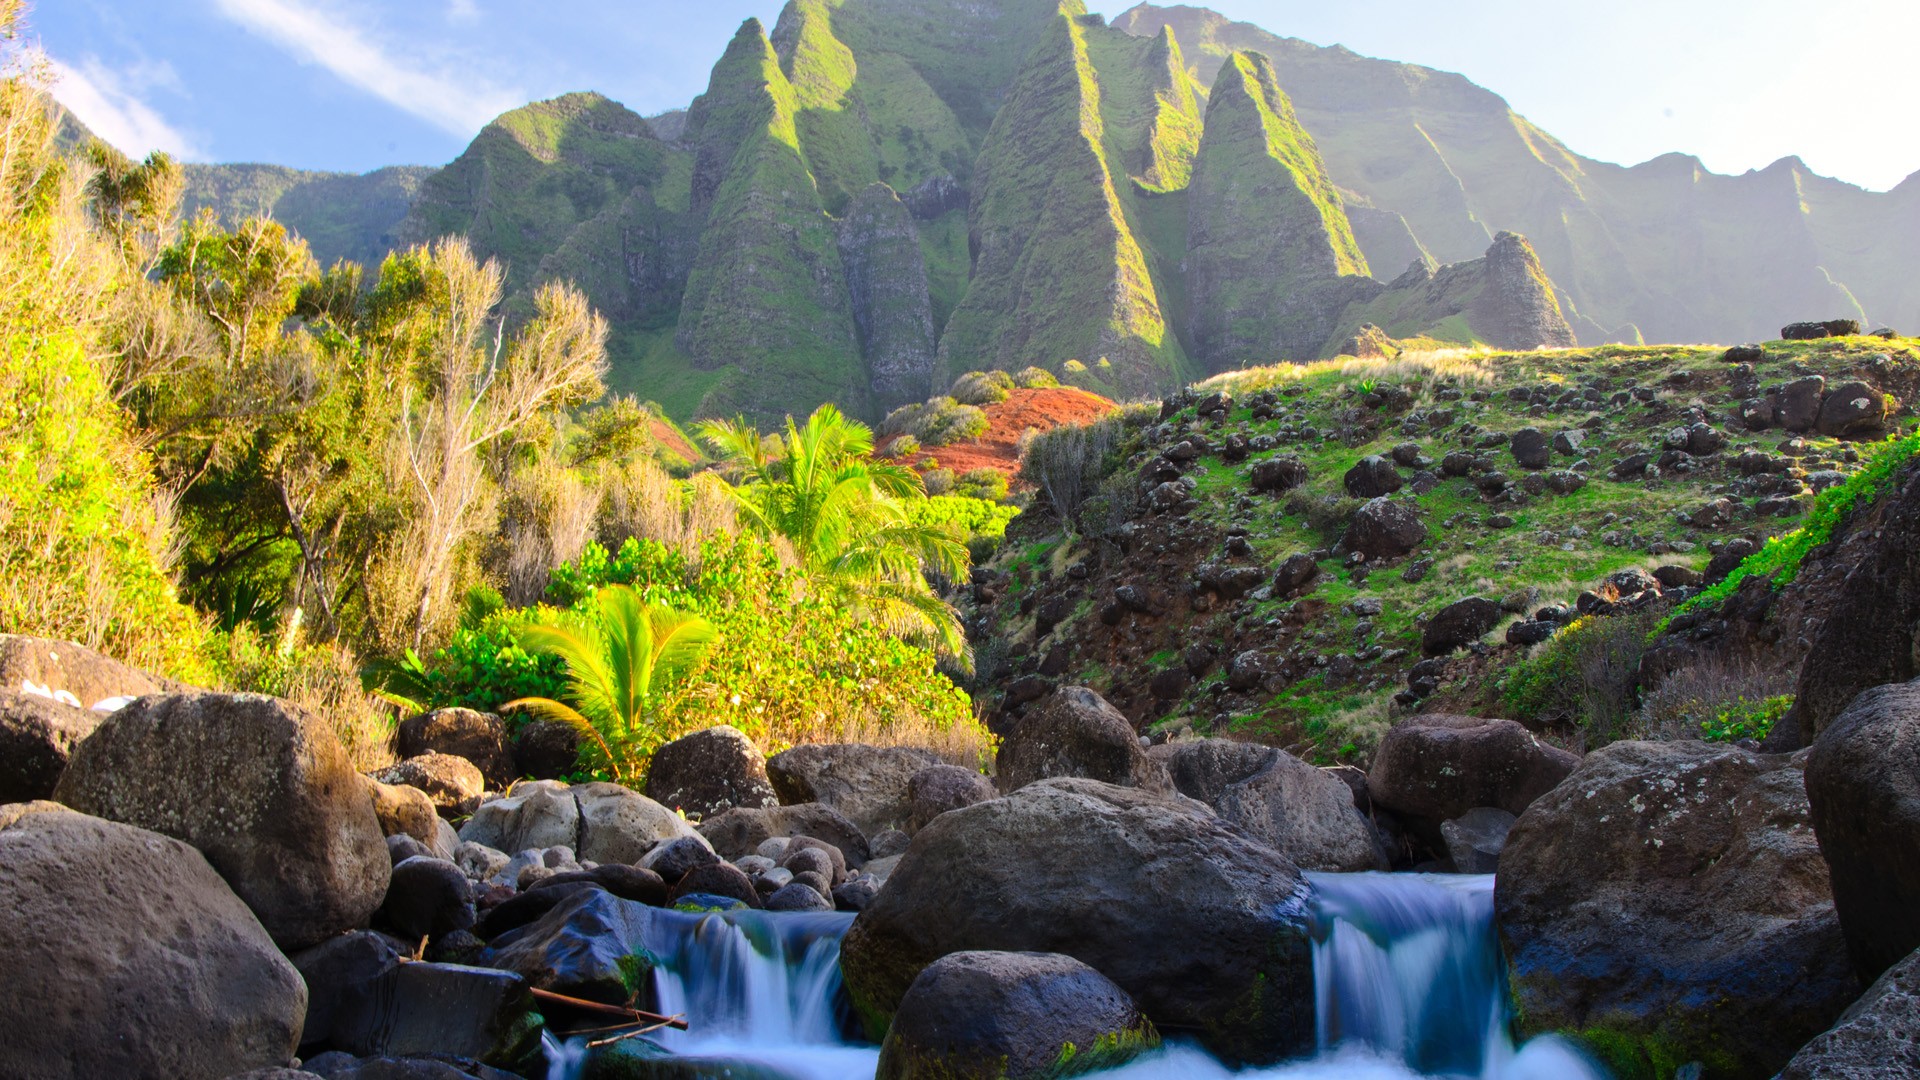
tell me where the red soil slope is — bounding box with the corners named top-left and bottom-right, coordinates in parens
top-left (886, 386), bottom-right (1118, 480)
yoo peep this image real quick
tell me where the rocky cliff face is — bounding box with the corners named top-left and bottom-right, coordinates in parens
top-left (839, 183), bottom-right (938, 409)
top-left (1470, 232), bottom-right (1576, 350)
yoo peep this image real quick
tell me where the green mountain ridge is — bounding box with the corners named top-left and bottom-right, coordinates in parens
top-left (171, 0), bottom-right (1918, 425)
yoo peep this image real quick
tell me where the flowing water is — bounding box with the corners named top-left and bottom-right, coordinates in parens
top-left (543, 873), bottom-right (1608, 1080)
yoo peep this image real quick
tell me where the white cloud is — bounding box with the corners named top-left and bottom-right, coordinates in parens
top-left (210, 0), bottom-right (520, 136)
top-left (445, 0), bottom-right (481, 22)
top-left (41, 52), bottom-right (202, 160)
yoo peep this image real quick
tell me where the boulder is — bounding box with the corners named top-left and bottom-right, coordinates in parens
top-left (480, 887), bottom-right (658, 1003)
top-left (644, 725), bottom-right (778, 820)
top-left (1343, 455), bottom-right (1403, 497)
top-left (0, 688), bottom-right (99, 802)
top-left (995, 687), bottom-right (1171, 796)
top-left (1156, 739), bottom-right (1381, 871)
top-left (1249, 456), bottom-right (1308, 493)
top-left (53, 692), bottom-right (389, 950)
top-left (321, 962), bottom-right (538, 1070)
top-left (364, 777), bottom-right (443, 851)
top-left (669, 861), bottom-right (762, 908)
top-left (637, 835), bottom-right (718, 883)
top-left (1779, 946), bottom-right (1920, 1079)
top-left (1272, 553), bottom-right (1320, 596)
top-left (380, 856), bottom-right (476, 940)
top-left (1421, 597), bottom-right (1504, 656)
top-left (767, 743), bottom-right (941, 836)
top-left (510, 720), bottom-right (578, 780)
top-left (1439, 807), bottom-right (1515, 874)
top-left (698, 802), bottom-right (872, 868)
top-left (1806, 679), bottom-right (1920, 982)
top-left (1782, 319), bottom-right (1861, 340)
top-left (397, 708), bottom-right (515, 789)
top-left (459, 780), bottom-right (579, 854)
top-left (1510, 428), bottom-right (1551, 469)
top-left (1495, 741), bottom-right (1857, 1080)
top-left (0, 803), bottom-right (306, 1078)
top-left (293, 931), bottom-right (409, 1052)
top-left (1368, 714), bottom-right (1579, 825)
top-left (373, 753), bottom-right (486, 817)
top-left (875, 951), bottom-right (1159, 1080)
top-left (1817, 379), bottom-right (1889, 439)
top-left (1778, 375), bottom-right (1827, 432)
top-left (766, 881), bottom-right (835, 912)
top-left (839, 778), bottom-right (1318, 1065)
top-left (0, 633), bottom-right (168, 708)
top-left (573, 781), bottom-right (705, 864)
top-left (1342, 497), bottom-right (1427, 560)
top-left (906, 764), bottom-right (995, 832)
top-left (300, 1052), bottom-right (519, 1079)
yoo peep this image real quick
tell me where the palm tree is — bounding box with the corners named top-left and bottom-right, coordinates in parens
top-left (504, 585), bottom-right (718, 781)
top-left (695, 404), bottom-right (970, 661)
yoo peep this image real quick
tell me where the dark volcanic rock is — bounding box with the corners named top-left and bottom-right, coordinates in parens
top-left (1249, 456), bottom-right (1308, 493)
top-left (511, 720), bottom-right (579, 780)
top-left (839, 778), bottom-right (1318, 1065)
top-left (1816, 379), bottom-right (1889, 439)
top-left (0, 689), bottom-right (99, 802)
top-left (1155, 739), bottom-right (1381, 871)
top-left (644, 725), bottom-right (778, 821)
top-left (1782, 319), bottom-right (1861, 340)
top-left (1343, 497), bottom-right (1427, 560)
top-left (768, 744), bottom-right (941, 837)
top-left (1496, 740), bottom-right (1856, 1080)
top-left (1368, 714), bottom-right (1578, 824)
top-left (1421, 597), bottom-right (1503, 656)
top-left (1343, 455), bottom-right (1403, 498)
top-left (480, 888), bottom-right (657, 1003)
top-left (698, 802), bottom-right (872, 868)
top-left (1779, 946), bottom-right (1920, 1079)
top-left (1509, 428), bottom-right (1551, 469)
top-left (996, 686), bottom-right (1171, 796)
top-left (1807, 679), bottom-right (1920, 982)
top-left (907, 764), bottom-right (995, 833)
top-left (374, 753), bottom-right (485, 817)
top-left (1273, 553), bottom-right (1320, 596)
top-left (875, 951), bottom-right (1158, 1080)
top-left (397, 708), bottom-right (515, 789)
top-left (0, 803), bottom-right (306, 1079)
top-left (53, 692), bottom-right (389, 950)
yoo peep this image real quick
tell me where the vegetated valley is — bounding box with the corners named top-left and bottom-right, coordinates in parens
top-left (7, 2), bottom-right (1920, 1080)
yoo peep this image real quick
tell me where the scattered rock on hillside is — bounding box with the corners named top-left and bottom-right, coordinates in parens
top-left (1344, 455), bottom-right (1403, 497)
top-left (0, 803), bottom-right (306, 1078)
top-left (1156, 739), bottom-right (1382, 871)
top-left (1273, 553), bottom-right (1321, 597)
top-left (876, 951), bottom-right (1159, 1080)
top-left (0, 689), bottom-right (99, 802)
top-left (1782, 319), bottom-right (1862, 340)
top-left (54, 692), bottom-right (389, 950)
top-left (839, 778), bottom-right (1318, 1065)
top-left (644, 725), bottom-right (778, 821)
top-left (1343, 497), bottom-right (1427, 560)
top-left (1250, 456), bottom-right (1308, 492)
top-left (1779, 375), bottom-right (1827, 432)
top-left (1496, 741), bottom-right (1857, 1080)
top-left (1422, 597), bottom-right (1504, 656)
top-left (397, 708), bottom-right (515, 789)
top-left (768, 744), bottom-right (942, 836)
top-left (1807, 679), bottom-right (1920, 983)
top-left (1779, 946), bottom-right (1920, 1079)
top-left (1509, 428), bottom-right (1551, 469)
top-left (1816, 379), bottom-right (1889, 439)
top-left (1368, 714), bottom-right (1578, 826)
top-left (996, 687), bottom-right (1172, 796)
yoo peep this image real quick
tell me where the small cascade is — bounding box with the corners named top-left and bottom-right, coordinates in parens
top-left (542, 875), bottom-right (1608, 1080)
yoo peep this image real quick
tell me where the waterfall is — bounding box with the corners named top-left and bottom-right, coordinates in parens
top-left (542, 874), bottom-right (1608, 1080)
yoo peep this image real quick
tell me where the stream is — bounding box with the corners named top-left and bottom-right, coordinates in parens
top-left (543, 872), bottom-right (1608, 1079)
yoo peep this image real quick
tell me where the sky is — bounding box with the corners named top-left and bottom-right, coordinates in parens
top-left (29, 0), bottom-right (1920, 191)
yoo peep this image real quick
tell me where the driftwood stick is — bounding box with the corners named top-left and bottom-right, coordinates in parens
top-left (528, 987), bottom-right (690, 1030)
top-left (586, 1019), bottom-right (678, 1049)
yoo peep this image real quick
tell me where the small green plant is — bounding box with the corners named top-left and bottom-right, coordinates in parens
top-left (952, 467), bottom-right (1011, 502)
top-left (1700, 695), bottom-right (1793, 743)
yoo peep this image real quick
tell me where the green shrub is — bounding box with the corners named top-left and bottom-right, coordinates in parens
top-left (921, 468), bottom-right (955, 496)
top-left (883, 434), bottom-right (921, 459)
top-left (881, 396), bottom-right (990, 446)
top-left (1018, 409), bottom-right (1140, 528)
top-left (1500, 612), bottom-right (1658, 746)
top-left (951, 369), bottom-right (1014, 405)
top-left (902, 494), bottom-right (1021, 543)
top-left (1701, 695), bottom-right (1793, 743)
top-left (1013, 366), bottom-right (1059, 389)
top-left (953, 468), bottom-right (1011, 502)
top-left (1285, 492), bottom-right (1363, 547)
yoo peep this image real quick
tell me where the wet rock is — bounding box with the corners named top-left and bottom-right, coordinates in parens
top-left (996, 687), bottom-right (1172, 796)
top-left (669, 861), bottom-right (762, 908)
top-left (1369, 714), bottom-right (1579, 825)
top-left (1496, 741), bottom-right (1856, 1080)
top-left (769, 744), bottom-right (943, 837)
top-left (876, 951), bottom-right (1159, 1080)
top-left (54, 692), bottom-right (389, 950)
top-left (480, 888), bottom-right (658, 1003)
top-left (0, 689), bottom-right (99, 802)
top-left (1344, 455), bottom-right (1403, 497)
top-left (1156, 739), bottom-right (1382, 871)
top-left (1343, 498), bottom-right (1427, 560)
top-left (644, 725), bottom-right (778, 821)
top-left (312, 954), bottom-right (539, 1069)
top-left (301, 1051), bottom-right (519, 1080)
top-left (0, 804), bottom-right (306, 1078)
top-left (840, 779), bottom-right (1317, 1065)
top-left (397, 708), bottom-right (515, 789)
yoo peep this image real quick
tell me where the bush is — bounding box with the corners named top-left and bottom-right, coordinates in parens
top-left (1285, 492), bottom-right (1363, 547)
top-left (883, 434), bottom-right (921, 459)
top-left (1635, 656), bottom-right (1795, 744)
top-left (950, 369), bottom-right (1013, 405)
top-left (210, 624), bottom-right (396, 770)
top-left (921, 468), bottom-right (955, 496)
top-left (1500, 612), bottom-right (1659, 747)
top-left (881, 396), bottom-right (989, 446)
top-left (953, 468), bottom-right (1011, 502)
top-left (1013, 366), bottom-right (1059, 389)
top-left (1017, 409), bottom-right (1141, 528)
top-left (902, 495), bottom-right (1021, 543)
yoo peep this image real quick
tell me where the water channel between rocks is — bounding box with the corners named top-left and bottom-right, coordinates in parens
top-left (542, 872), bottom-right (1608, 1080)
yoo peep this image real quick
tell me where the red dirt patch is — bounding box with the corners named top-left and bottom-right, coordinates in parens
top-left (649, 418), bottom-right (699, 465)
top-left (883, 386), bottom-right (1118, 481)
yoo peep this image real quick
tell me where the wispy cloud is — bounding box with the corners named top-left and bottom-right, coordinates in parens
top-left (445, 0), bottom-right (482, 22)
top-left (210, 0), bottom-right (520, 135)
top-left (41, 52), bottom-right (202, 159)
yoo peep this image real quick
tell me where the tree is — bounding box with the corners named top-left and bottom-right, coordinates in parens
top-left (696, 403), bottom-right (970, 660)
top-left (504, 585), bottom-right (718, 780)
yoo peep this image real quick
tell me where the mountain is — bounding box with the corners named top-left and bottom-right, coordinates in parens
top-left (175, 0), bottom-right (1917, 425)
top-left (1113, 3), bottom-right (1920, 346)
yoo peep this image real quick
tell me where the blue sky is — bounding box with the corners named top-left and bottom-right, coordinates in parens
top-left (31, 0), bottom-right (1920, 191)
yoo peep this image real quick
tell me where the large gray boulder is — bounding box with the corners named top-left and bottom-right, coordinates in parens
top-left (767, 743), bottom-right (941, 836)
top-left (1807, 678), bottom-right (1920, 982)
top-left (906, 764), bottom-right (995, 833)
top-left (1779, 945), bottom-right (1920, 1079)
top-left (459, 780), bottom-right (578, 853)
top-left (0, 688), bottom-right (100, 802)
top-left (372, 753), bottom-right (485, 817)
top-left (574, 781), bottom-right (705, 864)
top-left (698, 802), bottom-right (872, 868)
top-left (53, 692), bottom-right (390, 950)
top-left (644, 725), bottom-right (779, 821)
top-left (876, 951), bottom-right (1159, 1080)
top-left (1368, 714), bottom-right (1578, 826)
top-left (0, 633), bottom-right (169, 707)
top-left (839, 778), bottom-right (1318, 1066)
top-left (397, 708), bottom-right (515, 789)
top-left (1495, 741), bottom-right (1857, 1080)
top-left (0, 803), bottom-right (306, 1078)
top-left (995, 687), bottom-right (1172, 796)
top-left (1155, 739), bottom-right (1381, 871)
